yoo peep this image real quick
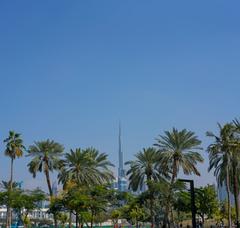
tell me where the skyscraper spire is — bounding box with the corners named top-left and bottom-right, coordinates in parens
top-left (117, 122), bottom-right (127, 191)
top-left (118, 122), bottom-right (124, 177)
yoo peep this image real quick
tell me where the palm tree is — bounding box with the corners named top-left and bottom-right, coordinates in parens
top-left (154, 128), bottom-right (203, 226)
top-left (58, 147), bottom-right (114, 228)
top-left (27, 139), bottom-right (64, 228)
top-left (27, 139), bottom-right (64, 197)
top-left (58, 147), bottom-right (114, 187)
top-left (154, 128), bottom-right (203, 184)
top-left (4, 131), bottom-right (25, 228)
top-left (207, 123), bottom-right (236, 228)
top-left (232, 118), bottom-right (240, 228)
top-left (125, 147), bottom-right (165, 227)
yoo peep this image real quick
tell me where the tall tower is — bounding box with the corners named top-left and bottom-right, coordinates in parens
top-left (118, 122), bottom-right (127, 191)
top-left (118, 123), bottom-right (124, 178)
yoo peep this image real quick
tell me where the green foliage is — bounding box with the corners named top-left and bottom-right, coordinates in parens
top-left (58, 148), bottom-right (114, 188)
top-left (27, 140), bottom-right (64, 178)
top-left (155, 128), bottom-right (203, 179)
top-left (4, 131), bottom-right (25, 159)
top-left (0, 188), bottom-right (46, 225)
top-left (125, 147), bottom-right (164, 191)
top-left (195, 185), bottom-right (219, 221)
top-left (174, 185), bottom-right (219, 224)
top-left (56, 212), bottom-right (69, 226)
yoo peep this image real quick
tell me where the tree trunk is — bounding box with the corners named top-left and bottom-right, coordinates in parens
top-left (90, 211), bottom-right (94, 228)
top-left (44, 168), bottom-right (53, 197)
top-left (200, 213), bottom-right (205, 224)
top-left (76, 214), bottom-right (79, 228)
top-left (226, 167), bottom-right (232, 228)
top-left (150, 196), bottom-right (155, 227)
top-left (165, 159), bottom-right (177, 228)
top-left (69, 211), bottom-right (72, 228)
top-left (6, 158), bottom-right (14, 228)
top-left (147, 176), bottom-right (155, 228)
top-left (44, 164), bottom-right (57, 228)
top-left (233, 165), bottom-right (240, 228)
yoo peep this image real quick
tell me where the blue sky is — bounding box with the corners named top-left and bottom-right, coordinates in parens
top-left (0, 0), bottom-right (240, 190)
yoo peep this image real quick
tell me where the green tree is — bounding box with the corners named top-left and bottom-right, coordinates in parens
top-left (110, 209), bottom-right (121, 225)
top-left (125, 147), bottom-right (165, 226)
top-left (4, 131), bottom-right (25, 228)
top-left (154, 128), bottom-right (203, 225)
top-left (27, 139), bottom-right (64, 228)
top-left (56, 213), bottom-right (69, 228)
top-left (120, 196), bottom-right (146, 226)
top-left (195, 185), bottom-right (219, 224)
top-left (87, 185), bottom-right (109, 228)
top-left (0, 188), bottom-right (45, 228)
top-left (11, 188), bottom-right (46, 228)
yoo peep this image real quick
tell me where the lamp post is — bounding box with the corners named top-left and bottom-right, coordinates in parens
top-left (178, 179), bottom-right (196, 228)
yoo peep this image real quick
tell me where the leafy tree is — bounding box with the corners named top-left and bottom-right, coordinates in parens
top-left (110, 209), bottom-right (121, 225)
top-left (3, 131), bottom-right (25, 228)
top-left (86, 185), bottom-right (109, 228)
top-left (11, 189), bottom-right (46, 228)
top-left (195, 185), bottom-right (219, 224)
top-left (173, 185), bottom-right (219, 225)
top-left (120, 196), bottom-right (146, 226)
top-left (56, 213), bottom-right (69, 228)
top-left (0, 188), bottom-right (45, 228)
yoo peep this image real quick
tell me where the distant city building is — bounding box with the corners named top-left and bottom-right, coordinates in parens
top-left (117, 123), bottom-right (128, 192)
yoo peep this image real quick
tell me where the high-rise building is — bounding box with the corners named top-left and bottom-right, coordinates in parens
top-left (117, 123), bottom-right (128, 192)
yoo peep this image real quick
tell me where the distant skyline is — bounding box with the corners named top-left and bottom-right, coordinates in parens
top-left (1, 1), bottom-right (240, 190)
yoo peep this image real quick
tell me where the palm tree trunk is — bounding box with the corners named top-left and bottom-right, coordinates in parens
top-left (165, 160), bottom-right (177, 228)
top-left (226, 167), bottom-right (232, 228)
top-left (150, 196), bottom-right (155, 227)
top-left (6, 158), bottom-right (14, 228)
top-left (44, 168), bottom-right (53, 196)
top-left (44, 165), bottom-right (56, 228)
top-left (147, 176), bottom-right (155, 228)
top-left (233, 166), bottom-right (240, 228)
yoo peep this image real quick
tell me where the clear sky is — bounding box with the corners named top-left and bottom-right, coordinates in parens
top-left (0, 0), bottom-right (240, 190)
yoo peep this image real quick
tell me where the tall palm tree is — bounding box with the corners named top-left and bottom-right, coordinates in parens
top-left (154, 128), bottom-right (203, 226)
top-left (27, 139), bottom-right (64, 197)
top-left (58, 147), bottom-right (114, 187)
top-left (207, 123), bottom-right (236, 228)
top-left (232, 119), bottom-right (240, 228)
top-left (125, 147), bottom-right (165, 227)
top-left (154, 128), bottom-right (203, 184)
top-left (27, 139), bottom-right (64, 228)
top-left (4, 131), bottom-right (25, 228)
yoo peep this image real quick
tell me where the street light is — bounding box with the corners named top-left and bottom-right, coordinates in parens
top-left (178, 179), bottom-right (196, 228)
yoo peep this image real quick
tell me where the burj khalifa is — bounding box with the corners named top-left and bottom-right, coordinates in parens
top-left (117, 123), bottom-right (127, 192)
